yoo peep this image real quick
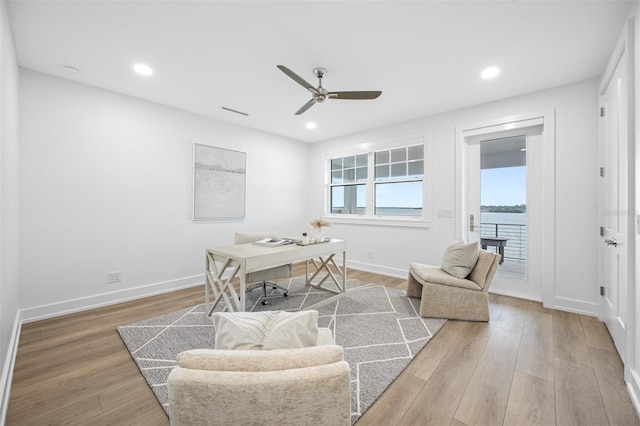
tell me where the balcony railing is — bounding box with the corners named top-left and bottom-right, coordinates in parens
top-left (480, 222), bottom-right (527, 260)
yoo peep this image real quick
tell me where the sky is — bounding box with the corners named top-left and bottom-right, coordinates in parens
top-left (481, 166), bottom-right (526, 206)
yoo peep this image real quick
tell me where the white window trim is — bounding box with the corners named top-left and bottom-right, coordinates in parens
top-left (324, 132), bottom-right (432, 228)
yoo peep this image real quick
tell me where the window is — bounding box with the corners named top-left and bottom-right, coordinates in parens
top-left (374, 145), bottom-right (423, 216)
top-left (328, 139), bottom-right (427, 223)
top-left (330, 154), bottom-right (367, 214)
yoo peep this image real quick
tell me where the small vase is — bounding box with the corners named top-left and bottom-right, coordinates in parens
top-left (315, 227), bottom-right (325, 243)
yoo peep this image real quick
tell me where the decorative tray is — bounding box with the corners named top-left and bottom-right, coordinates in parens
top-left (297, 238), bottom-right (330, 246)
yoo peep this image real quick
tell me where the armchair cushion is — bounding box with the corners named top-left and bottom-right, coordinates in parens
top-left (440, 240), bottom-right (479, 278)
top-left (409, 263), bottom-right (481, 291)
top-left (211, 310), bottom-right (319, 350)
top-left (176, 344), bottom-right (344, 372)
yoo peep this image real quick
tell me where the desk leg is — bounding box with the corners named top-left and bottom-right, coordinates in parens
top-left (303, 250), bottom-right (347, 311)
top-left (239, 272), bottom-right (246, 312)
top-left (342, 251), bottom-right (346, 290)
top-left (305, 260), bottom-right (309, 286)
top-left (205, 253), bottom-right (244, 315)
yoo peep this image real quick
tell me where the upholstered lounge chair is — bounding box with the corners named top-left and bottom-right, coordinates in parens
top-left (167, 337), bottom-right (351, 426)
top-left (406, 248), bottom-right (501, 321)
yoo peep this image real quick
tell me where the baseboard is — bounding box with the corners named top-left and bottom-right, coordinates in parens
top-left (628, 368), bottom-right (640, 419)
top-left (20, 274), bottom-right (205, 323)
top-left (347, 260), bottom-right (407, 280)
top-left (488, 286), bottom-right (542, 303)
top-left (552, 296), bottom-right (599, 317)
top-left (0, 311), bottom-right (21, 425)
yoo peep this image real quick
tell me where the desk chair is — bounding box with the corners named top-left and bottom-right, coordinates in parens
top-left (235, 232), bottom-right (292, 305)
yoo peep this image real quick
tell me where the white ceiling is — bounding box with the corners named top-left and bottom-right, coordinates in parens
top-left (7, 0), bottom-right (631, 143)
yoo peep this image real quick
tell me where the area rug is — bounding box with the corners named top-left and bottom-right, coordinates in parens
top-left (117, 276), bottom-right (446, 424)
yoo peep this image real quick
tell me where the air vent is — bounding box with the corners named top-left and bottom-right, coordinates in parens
top-left (221, 106), bottom-right (249, 116)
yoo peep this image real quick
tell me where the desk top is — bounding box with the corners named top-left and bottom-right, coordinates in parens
top-left (207, 239), bottom-right (346, 273)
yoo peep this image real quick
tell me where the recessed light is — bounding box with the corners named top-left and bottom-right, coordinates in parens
top-left (306, 122), bottom-right (317, 129)
top-left (481, 66), bottom-right (500, 80)
top-left (133, 63), bottom-right (153, 76)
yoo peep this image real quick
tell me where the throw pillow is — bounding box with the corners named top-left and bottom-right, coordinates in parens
top-left (211, 310), bottom-right (319, 350)
top-left (441, 240), bottom-right (479, 279)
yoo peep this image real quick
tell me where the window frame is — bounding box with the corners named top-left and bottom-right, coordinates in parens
top-left (324, 134), bottom-right (432, 228)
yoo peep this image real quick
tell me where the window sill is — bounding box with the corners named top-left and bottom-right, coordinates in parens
top-left (326, 215), bottom-right (431, 229)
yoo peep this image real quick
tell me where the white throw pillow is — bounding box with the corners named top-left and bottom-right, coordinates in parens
top-left (441, 240), bottom-right (479, 279)
top-left (211, 310), bottom-right (319, 350)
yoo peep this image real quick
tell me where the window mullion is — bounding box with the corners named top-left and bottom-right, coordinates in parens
top-left (366, 152), bottom-right (375, 216)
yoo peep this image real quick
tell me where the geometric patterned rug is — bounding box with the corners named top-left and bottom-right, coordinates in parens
top-left (117, 277), bottom-right (446, 424)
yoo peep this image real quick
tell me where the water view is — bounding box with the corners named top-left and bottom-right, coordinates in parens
top-left (481, 212), bottom-right (526, 225)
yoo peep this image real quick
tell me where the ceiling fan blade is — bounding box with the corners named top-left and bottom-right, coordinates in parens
top-left (295, 98), bottom-right (317, 115)
top-left (277, 65), bottom-right (318, 94)
top-left (328, 91), bottom-right (382, 100)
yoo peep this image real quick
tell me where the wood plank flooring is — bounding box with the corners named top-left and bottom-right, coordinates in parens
top-left (6, 266), bottom-right (639, 425)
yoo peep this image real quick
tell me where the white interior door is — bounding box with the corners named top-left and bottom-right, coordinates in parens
top-left (599, 48), bottom-right (628, 361)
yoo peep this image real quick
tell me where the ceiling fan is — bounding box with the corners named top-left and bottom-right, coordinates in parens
top-left (277, 65), bottom-right (382, 115)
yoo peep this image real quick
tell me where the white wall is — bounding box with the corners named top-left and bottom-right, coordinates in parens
top-left (18, 70), bottom-right (312, 320)
top-left (310, 79), bottom-right (600, 314)
top-left (0, 0), bottom-right (20, 418)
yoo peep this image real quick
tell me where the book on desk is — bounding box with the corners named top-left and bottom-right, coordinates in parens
top-left (252, 237), bottom-right (299, 247)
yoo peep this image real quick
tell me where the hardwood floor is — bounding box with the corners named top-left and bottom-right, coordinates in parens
top-left (6, 267), bottom-right (639, 425)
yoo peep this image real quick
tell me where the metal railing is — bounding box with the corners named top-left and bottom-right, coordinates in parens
top-left (480, 222), bottom-right (527, 260)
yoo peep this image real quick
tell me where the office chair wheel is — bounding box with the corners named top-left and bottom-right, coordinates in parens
top-left (284, 293), bottom-right (288, 297)
top-left (262, 300), bottom-right (268, 305)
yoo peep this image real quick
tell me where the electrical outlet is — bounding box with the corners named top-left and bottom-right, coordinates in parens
top-left (367, 251), bottom-right (373, 259)
top-left (108, 271), bottom-right (122, 284)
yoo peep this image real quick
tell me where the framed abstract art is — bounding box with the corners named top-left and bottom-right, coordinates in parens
top-left (193, 143), bottom-right (246, 220)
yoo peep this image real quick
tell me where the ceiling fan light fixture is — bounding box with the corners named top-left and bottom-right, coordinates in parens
top-left (133, 63), bottom-right (153, 76)
top-left (481, 66), bottom-right (500, 80)
top-left (306, 122), bottom-right (317, 129)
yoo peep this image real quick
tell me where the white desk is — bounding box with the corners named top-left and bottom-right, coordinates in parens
top-left (205, 239), bottom-right (347, 314)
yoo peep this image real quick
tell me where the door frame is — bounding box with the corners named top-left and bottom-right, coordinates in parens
top-left (598, 14), bottom-right (637, 412)
top-left (455, 109), bottom-right (556, 308)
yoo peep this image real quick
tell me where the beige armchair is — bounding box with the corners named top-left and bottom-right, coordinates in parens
top-left (406, 249), bottom-right (501, 321)
top-left (167, 340), bottom-right (351, 426)
top-left (235, 231), bottom-right (292, 305)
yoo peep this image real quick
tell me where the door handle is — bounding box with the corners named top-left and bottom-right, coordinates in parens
top-left (604, 238), bottom-right (618, 247)
top-left (470, 214), bottom-right (476, 231)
